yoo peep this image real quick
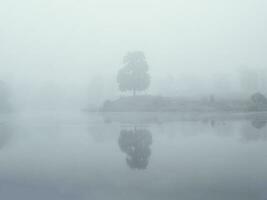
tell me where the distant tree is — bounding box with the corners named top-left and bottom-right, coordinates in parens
top-left (209, 94), bottom-right (215, 104)
top-left (251, 92), bottom-right (267, 105)
top-left (117, 51), bottom-right (150, 96)
top-left (250, 92), bottom-right (267, 111)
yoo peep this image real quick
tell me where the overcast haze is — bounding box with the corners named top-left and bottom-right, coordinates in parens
top-left (2, 1), bottom-right (267, 199)
top-left (1, 0), bottom-right (267, 109)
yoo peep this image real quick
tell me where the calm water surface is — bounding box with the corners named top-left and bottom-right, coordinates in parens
top-left (0, 111), bottom-right (267, 200)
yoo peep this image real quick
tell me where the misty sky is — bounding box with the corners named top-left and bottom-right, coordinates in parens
top-left (1, 0), bottom-right (267, 108)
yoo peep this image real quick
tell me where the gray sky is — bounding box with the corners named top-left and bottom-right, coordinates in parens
top-left (1, 0), bottom-right (267, 108)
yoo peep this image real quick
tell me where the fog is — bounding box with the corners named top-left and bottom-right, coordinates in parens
top-left (2, 1), bottom-right (267, 199)
top-left (1, 0), bottom-right (267, 110)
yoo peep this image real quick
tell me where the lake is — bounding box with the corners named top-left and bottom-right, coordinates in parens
top-left (0, 111), bottom-right (266, 200)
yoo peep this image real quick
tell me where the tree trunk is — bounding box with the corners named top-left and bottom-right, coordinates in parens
top-left (133, 90), bottom-right (136, 96)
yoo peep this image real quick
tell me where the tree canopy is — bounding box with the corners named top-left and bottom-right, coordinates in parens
top-left (117, 51), bottom-right (150, 95)
top-left (251, 92), bottom-right (267, 105)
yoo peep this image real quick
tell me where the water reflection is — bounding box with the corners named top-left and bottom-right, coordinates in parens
top-left (251, 120), bottom-right (267, 129)
top-left (1, 112), bottom-right (267, 199)
top-left (101, 112), bottom-right (267, 144)
top-left (119, 127), bottom-right (152, 170)
top-left (240, 119), bottom-right (267, 142)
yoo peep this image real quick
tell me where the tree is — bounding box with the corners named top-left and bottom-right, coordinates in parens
top-left (250, 92), bottom-right (267, 111)
top-left (117, 51), bottom-right (150, 96)
top-left (251, 92), bottom-right (267, 105)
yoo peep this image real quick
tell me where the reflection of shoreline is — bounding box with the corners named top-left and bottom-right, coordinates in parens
top-left (240, 120), bottom-right (267, 142)
top-left (88, 112), bottom-right (267, 147)
top-left (119, 127), bottom-right (152, 170)
top-left (251, 120), bottom-right (267, 129)
top-left (102, 111), bottom-right (267, 124)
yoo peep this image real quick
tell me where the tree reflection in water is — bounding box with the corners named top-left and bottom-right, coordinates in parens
top-left (251, 120), bottom-right (267, 129)
top-left (119, 127), bottom-right (152, 170)
top-left (241, 120), bottom-right (267, 142)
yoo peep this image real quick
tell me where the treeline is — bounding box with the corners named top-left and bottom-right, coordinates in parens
top-left (101, 93), bottom-right (267, 113)
top-left (99, 51), bottom-right (267, 113)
